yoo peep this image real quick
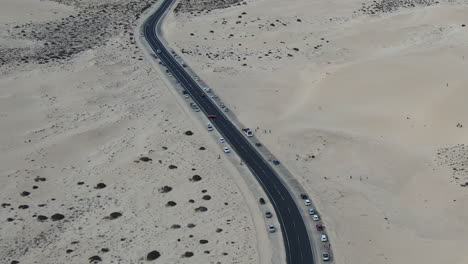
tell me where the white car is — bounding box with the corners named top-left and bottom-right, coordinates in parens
top-left (210, 94), bottom-right (218, 98)
top-left (204, 87), bottom-right (211, 93)
top-left (322, 252), bottom-right (330, 261)
top-left (219, 138), bottom-right (225, 143)
top-left (223, 147), bottom-right (230, 153)
top-left (242, 128), bottom-right (253, 137)
top-left (312, 214), bottom-right (320, 221)
top-left (304, 199), bottom-right (311, 206)
top-left (321, 234), bottom-right (328, 242)
top-left (194, 76), bottom-right (200, 81)
top-left (207, 123), bottom-right (213, 131)
top-left (168, 73), bottom-right (172, 77)
top-left (268, 224), bottom-right (276, 233)
top-left (307, 208), bottom-right (315, 215)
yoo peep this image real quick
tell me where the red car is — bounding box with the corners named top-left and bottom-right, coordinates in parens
top-left (316, 224), bottom-right (324, 231)
top-left (207, 115), bottom-right (217, 119)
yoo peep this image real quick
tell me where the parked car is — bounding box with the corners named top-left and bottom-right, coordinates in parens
top-left (210, 94), bottom-right (218, 98)
top-left (219, 138), bottom-right (225, 143)
top-left (259, 198), bottom-right (266, 205)
top-left (223, 147), bottom-right (230, 153)
top-left (308, 208), bottom-right (315, 215)
top-left (223, 107), bottom-right (229, 112)
top-left (220, 103), bottom-right (226, 108)
top-left (194, 76), bottom-right (200, 81)
top-left (321, 234), bottom-right (328, 242)
top-left (265, 211), bottom-right (273, 218)
top-left (312, 214), bottom-right (320, 221)
top-left (316, 224), bottom-right (324, 231)
top-left (207, 115), bottom-right (217, 119)
top-left (322, 252), bottom-right (330, 261)
top-left (300, 193), bottom-right (308, 199)
top-left (255, 143), bottom-right (262, 147)
top-left (191, 103), bottom-right (200, 112)
top-left (242, 128), bottom-right (254, 137)
top-left (304, 199), bottom-right (312, 206)
top-left (207, 123), bottom-right (213, 131)
top-left (268, 224), bottom-right (276, 233)
top-left (273, 160), bottom-right (280, 165)
top-left (168, 73), bottom-right (172, 77)
top-left (204, 87), bottom-right (211, 93)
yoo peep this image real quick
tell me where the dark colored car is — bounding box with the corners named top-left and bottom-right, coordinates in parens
top-left (207, 115), bottom-right (217, 119)
top-left (200, 93), bottom-right (205, 97)
top-left (259, 198), bottom-right (266, 205)
top-left (272, 160), bottom-right (280, 165)
top-left (300, 193), bottom-right (308, 199)
top-left (316, 224), bottom-right (324, 231)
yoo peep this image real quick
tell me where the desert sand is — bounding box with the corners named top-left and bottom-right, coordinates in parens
top-left (0, 0), bottom-right (276, 263)
top-left (163, 0), bottom-right (468, 263)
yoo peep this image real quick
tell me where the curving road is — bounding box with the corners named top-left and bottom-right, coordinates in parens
top-left (142, 0), bottom-right (314, 263)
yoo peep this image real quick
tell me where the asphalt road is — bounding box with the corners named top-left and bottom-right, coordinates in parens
top-left (143, 0), bottom-right (314, 263)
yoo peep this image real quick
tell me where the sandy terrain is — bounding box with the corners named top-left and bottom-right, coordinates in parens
top-left (163, 0), bottom-right (468, 263)
top-left (0, 0), bottom-right (269, 263)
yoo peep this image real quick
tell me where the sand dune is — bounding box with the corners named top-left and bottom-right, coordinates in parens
top-left (164, 0), bottom-right (468, 263)
top-left (0, 0), bottom-right (267, 263)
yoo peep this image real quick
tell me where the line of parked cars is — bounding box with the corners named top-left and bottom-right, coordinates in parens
top-left (257, 197), bottom-right (276, 233)
top-left (302, 194), bottom-right (331, 261)
top-left (259, 193), bottom-right (331, 261)
top-left (205, 122), bottom-right (230, 153)
top-left (161, 54), bottom-right (232, 155)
